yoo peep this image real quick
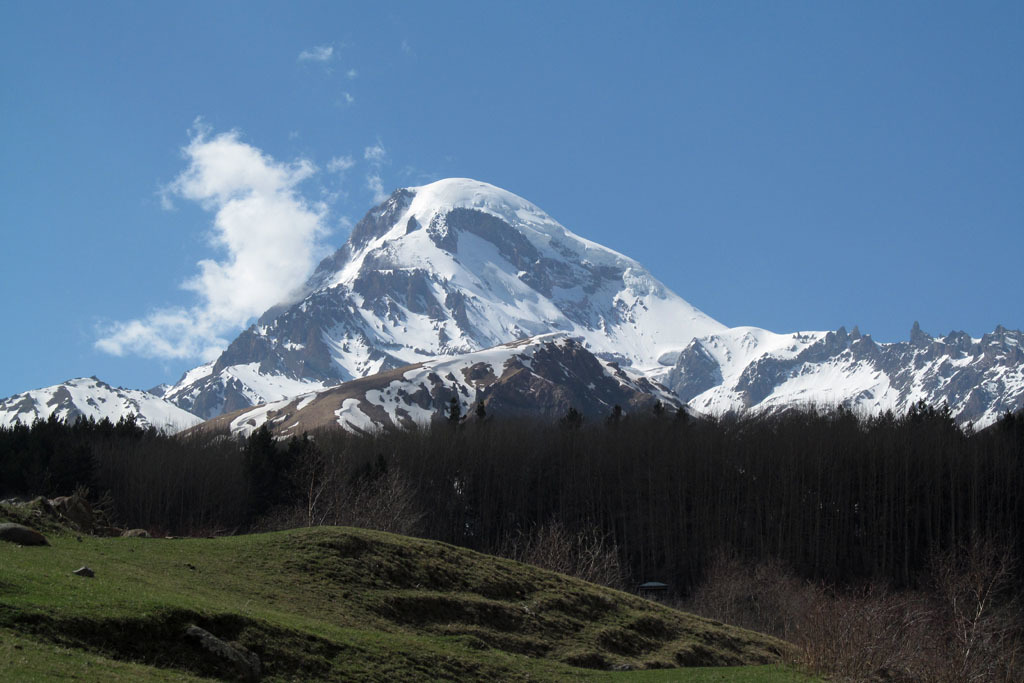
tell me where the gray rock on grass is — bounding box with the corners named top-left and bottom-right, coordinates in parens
top-left (121, 528), bottom-right (150, 538)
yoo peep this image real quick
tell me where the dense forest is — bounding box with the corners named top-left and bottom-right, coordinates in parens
top-left (2, 403), bottom-right (1021, 595)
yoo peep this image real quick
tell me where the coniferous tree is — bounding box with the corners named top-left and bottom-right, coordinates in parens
top-left (448, 396), bottom-right (462, 425)
top-left (560, 406), bottom-right (583, 429)
top-left (244, 424), bottom-right (284, 518)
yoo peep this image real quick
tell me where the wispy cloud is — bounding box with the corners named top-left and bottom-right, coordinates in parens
top-left (298, 45), bottom-right (334, 62)
top-left (97, 124), bottom-right (329, 361)
top-left (363, 142), bottom-right (389, 202)
top-left (346, 68), bottom-right (358, 80)
top-left (338, 91), bottom-right (355, 106)
top-left (364, 143), bottom-right (387, 163)
top-left (327, 155), bottom-right (355, 174)
top-left (366, 174), bottom-right (386, 203)
top-left (399, 164), bottom-right (442, 185)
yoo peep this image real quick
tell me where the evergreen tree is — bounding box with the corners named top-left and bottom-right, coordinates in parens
top-left (447, 396), bottom-right (462, 426)
top-left (244, 424), bottom-right (285, 518)
top-left (560, 406), bottom-right (583, 430)
top-left (653, 400), bottom-right (665, 418)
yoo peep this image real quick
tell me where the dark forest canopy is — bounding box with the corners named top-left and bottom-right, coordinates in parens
top-left (2, 405), bottom-right (1022, 594)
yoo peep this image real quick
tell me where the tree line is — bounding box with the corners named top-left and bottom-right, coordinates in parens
top-left (1, 404), bottom-right (1022, 594)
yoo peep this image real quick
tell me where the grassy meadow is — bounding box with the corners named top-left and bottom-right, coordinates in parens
top-left (0, 512), bottom-right (816, 681)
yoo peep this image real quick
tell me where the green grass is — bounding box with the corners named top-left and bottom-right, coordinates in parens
top-left (600, 664), bottom-right (817, 681)
top-left (0, 507), bottom-right (816, 681)
top-left (0, 628), bottom-right (216, 681)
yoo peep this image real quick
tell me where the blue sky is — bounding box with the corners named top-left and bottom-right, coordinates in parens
top-left (2, 1), bottom-right (1021, 398)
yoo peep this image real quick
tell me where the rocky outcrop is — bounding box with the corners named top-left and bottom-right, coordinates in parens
top-left (185, 625), bottom-right (261, 682)
top-left (50, 494), bottom-right (95, 533)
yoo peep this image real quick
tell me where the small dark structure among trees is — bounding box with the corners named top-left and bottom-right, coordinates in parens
top-left (637, 581), bottom-right (669, 601)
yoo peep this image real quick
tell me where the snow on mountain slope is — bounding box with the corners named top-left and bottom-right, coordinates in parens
top-left (157, 178), bottom-right (1021, 428)
top-left (162, 361), bottom-right (333, 421)
top-left (666, 323), bottom-right (1024, 428)
top-left (0, 377), bottom-right (203, 433)
top-left (167, 178), bottom-right (724, 418)
top-left (196, 333), bottom-right (683, 438)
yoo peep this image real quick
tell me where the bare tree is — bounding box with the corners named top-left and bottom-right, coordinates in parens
top-left (930, 540), bottom-right (1024, 683)
top-left (501, 519), bottom-right (626, 589)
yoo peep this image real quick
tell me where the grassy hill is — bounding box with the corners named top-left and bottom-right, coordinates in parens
top-left (0, 507), bottom-right (812, 681)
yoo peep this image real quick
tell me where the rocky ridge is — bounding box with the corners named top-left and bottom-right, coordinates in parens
top-left (197, 333), bottom-right (683, 437)
top-left (665, 322), bottom-right (1024, 428)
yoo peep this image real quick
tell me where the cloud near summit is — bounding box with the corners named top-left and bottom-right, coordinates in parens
top-left (96, 127), bottom-right (330, 361)
top-left (364, 143), bottom-right (389, 203)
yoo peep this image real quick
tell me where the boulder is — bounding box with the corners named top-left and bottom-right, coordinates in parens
top-left (50, 494), bottom-right (95, 532)
top-left (0, 522), bottom-right (49, 546)
top-left (185, 625), bottom-right (261, 682)
top-left (28, 496), bottom-right (57, 517)
top-left (121, 529), bottom-right (150, 538)
top-left (72, 566), bottom-right (95, 578)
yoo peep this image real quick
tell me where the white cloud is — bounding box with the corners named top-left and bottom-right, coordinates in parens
top-left (346, 68), bottom-right (358, 79)
top-left (339, 91), bottom-right (355, 106)
top-left (97, 126), bottom-right (329, 361)
top-left (298, 45), bottom-right (334, 62)
top-left (96, 309), bottom-right (226, 362)
top-left (327, 155), bottom-right (355, 173)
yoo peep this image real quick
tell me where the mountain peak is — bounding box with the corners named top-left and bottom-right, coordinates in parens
top-left (166, 179), bottom-right (724, 418)
top-left (0, 377), bottom-right (202, 432)
top-left (407, 177), bottom-right (532, 211)
top-left (910, 320), bottom-right (932, 347)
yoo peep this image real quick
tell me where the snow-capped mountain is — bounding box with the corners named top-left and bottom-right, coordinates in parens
top-left (0, 377), bottom-right (203, 433)
top-left (154, 177), bottom-right (1022, 429)
top-left (166, 178), bottom-right (724, 418)
top-left (664, 323), bottom-right (1024, 428)
top-left (197, 334), bottom-right (683, 438)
